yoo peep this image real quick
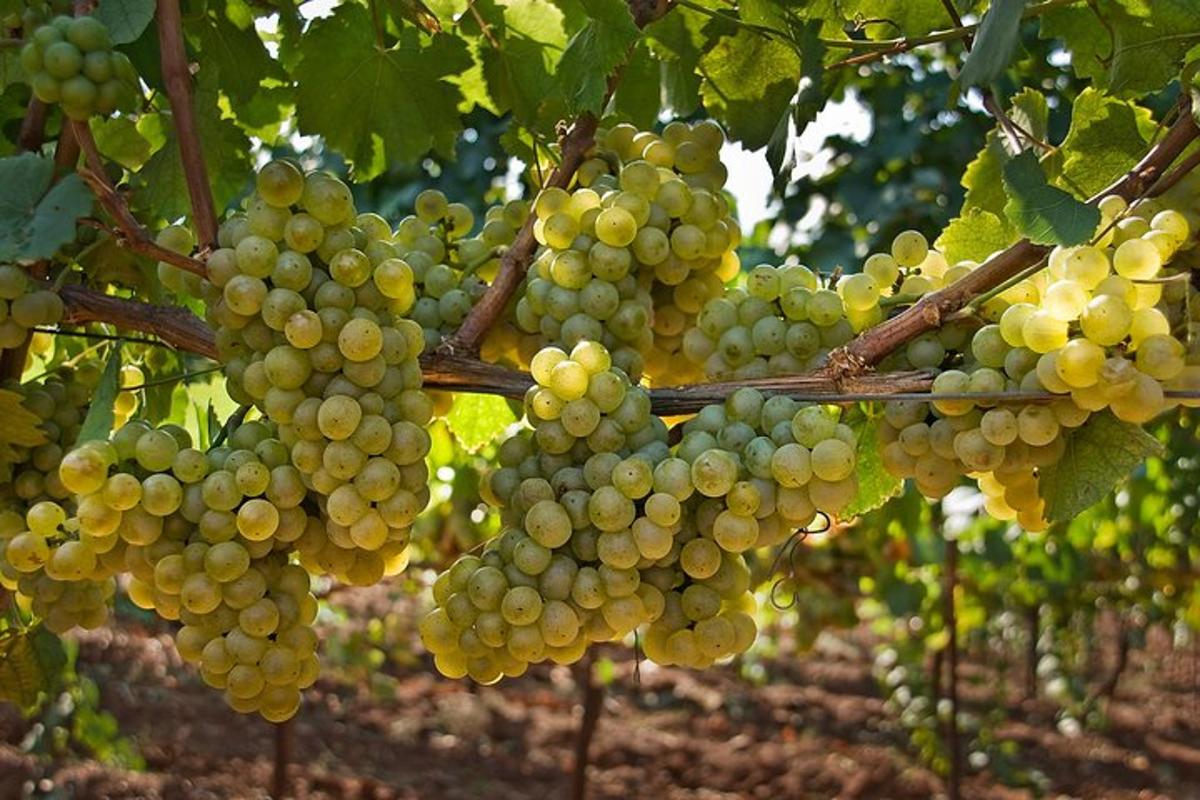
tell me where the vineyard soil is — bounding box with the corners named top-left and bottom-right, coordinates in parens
top-left (3, 595), bottom-right (1200, 800)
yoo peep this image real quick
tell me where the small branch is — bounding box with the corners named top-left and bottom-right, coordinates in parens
top-left (212, 404), bottom-right (252, 448)
top-left (72, 121), bottom-right (208, 277)
top-left (273, 719), bottom-right (293, 800)
top-left (825, 0), bottom-right (1083, 70)
top-left (570, 653), bottom-right (604, 800)
top-left (17, 99), bottom-right (48, 154)
top-left (122, 364), bottom-right (224, 390)
top-left (31, 326), bottom-right (174, 347)
top-left (1149, 148), bottom-right (1200, 197)
top-left (59, 284), bottom-right (218, 359)
top-left (828, 105), bottom-right (1200, 376)
top-left (941, 504), bottom-right (962, 800)
top-left (156, 0), bottom-right (219, 249)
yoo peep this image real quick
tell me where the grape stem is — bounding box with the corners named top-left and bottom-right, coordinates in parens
top-left (120, 364), bottom-right (224, 390)
top-left (71, 121), bottom-right (209, 278)
top-left (30, 326), bottom-right (178, 348)
top-left (156, 0), bottom-right (220, 251)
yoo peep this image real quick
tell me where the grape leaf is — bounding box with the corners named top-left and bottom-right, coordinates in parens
top-left (612, 41), bottom-right (661, 128)
top-left (0, 626), bottom-right (66, 712)
top-left (134, 69), bottom-right (253, 220)
top-left (1008, 87), bottom-right (1049, 148)
top-left (446, 393), bottom-right (517, 453)
top-left (92, 0), bottom-right (156, 45)
top-left (90, 116), bottom-right (153, 171)
top-left (556, 0), bottom-right (639, 115)
top-left (958, 0), bottom-right (1027, 91)
top-left (838, 0), bottom-right (954, 39)
top-left (294, 4), bottom-right (470, 180)
top-left (960, 132), bottom-right (1008, 218)
top-left (934, 208), bottom-right (1017, 265)
top-left (1038, 412), bottom-right (1164, 523)
top-left (644, 3), bottom-right (708, 116)
top-left (1038, 4), bottom-right (1109, 85)
top-left (699, 28), bottom-right (800, 150)
top-left (477, 0), bottom-right (567, 126)
top-left (193, 9), bottom-right (287, 106)
top-left (842, 414), bottom-right (903, 518)
top-left (75, 348), bottom-right (122, 447)
top-left (0, 153), bottom-right (93, 262)
top-left (1002, 150), bottom-right (1100, 247)
top-left (1058, 87), bottom-right (1152, 198)
top-left (0, 388), bottom-right (48, 482)
top-left (765, 20), bottom-right (826, 193)
top-left (1107, 0), bottom-right (1200, 97)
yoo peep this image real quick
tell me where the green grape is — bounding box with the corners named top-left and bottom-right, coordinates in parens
top-left (891, 230), bottom-right (929, 268)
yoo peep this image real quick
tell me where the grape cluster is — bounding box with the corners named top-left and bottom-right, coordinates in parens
top-left (0, 500), bottom-right (117, 633)
top-left (20, 15), bottom-right (138, 120)
top-left (514, 121), bottom-right (739, 383)
top-left (201, 161), bottom-right (432, 583)
top-left (45, 419), bottom-right (320, 720)
top-left (2, 0), bottom-right (73, 32)
top-left (421, 341), bottom-right (679, 680)
top-left (421, 338), bottom-right (864, 681)
top-left (0, 265), bottom-right (65, 350)
top-left (879, 198), bottom-right (1198, 528)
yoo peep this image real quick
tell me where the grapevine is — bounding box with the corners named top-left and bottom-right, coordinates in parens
top-left (0, 2), bottom-right (1196, 795)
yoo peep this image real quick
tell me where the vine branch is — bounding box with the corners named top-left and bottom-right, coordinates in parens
top-left (156, 0), bottom-right (219, 250)
top-left (71, 121), bottom-right (209, 277)
top-left (58, 285), bottom-right (218, 359)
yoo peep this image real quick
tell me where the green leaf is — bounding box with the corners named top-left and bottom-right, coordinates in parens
top-left (90, 116), bottom-right (153, 171)
top-left (1002, 150), bottom-right (1100, 247)
top-left (958, 0), bottom-right (1026, 90)
top-left (0, 626), bottom-right (67, 712)
top-left (700, 29), bottom-right (800, 150)
top-left (93, 0), bottom-right (156, 45)
top-left (961, 133), bottom-right (1008, 217)
top-left (294, 4), bottom-right (469, 180)
top-left (1008, 87), bottom-right (1049, 146)
top-left (0, 388), bottom-right (48, 482)
top-left (838, 0), bottom-right (953, 40)
top-left (1038, 4), bottom-right (1109, 85)
top-left (445, 393), bottom-right (517, 453)
top-left (766, 21), bottom-right (826, 193)
top-left (934, 208), bottom-right (1017, 265)
top-left (0, 154), bottom-right (93, 262)
top-left (644, 4), bottom-right (708, 116)
top-left (556, 0), bottom-right (639, 115)
top-left (1107, 0), bottom-right (1200, 97)
top-left (477, 0), bottom-right (568, 126)
top-left (1058, 87), bottom-right (1152, 198)
top-left (75, 348), bottom-right (122, 446)
top-left (193, 9), bottom-right (287, 106)
top-left (134, 69), bottom-right (252, 220)
top-left (842, 414), bottom-right (903, 518)
top-left (611, 41), bottom-right (660, 128)
top-left (1038, 411), bottom-right (1164, 523)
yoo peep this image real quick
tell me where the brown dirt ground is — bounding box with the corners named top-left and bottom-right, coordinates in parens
top-left (3, 590), bottom-right (1200, 800)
